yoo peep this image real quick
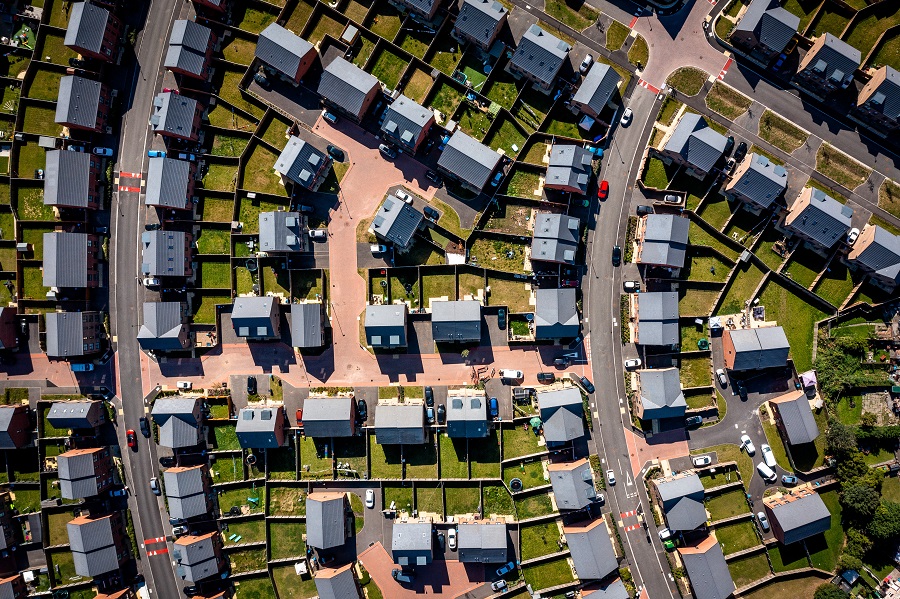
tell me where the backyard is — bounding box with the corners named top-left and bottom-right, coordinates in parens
top-left (196, 227), bottom-right (230, 255)
top-left (705, 489), bottom-right (750, 521)
top-left (368, 47), bottom-right (408, 91)
top-left (716, 262), bottom-right (766, 315)
top-left (727, 552), bottom-right (772, 588)
top-left (757, 278), bottom-right (830, 372)
top-left (522, 557), bottom-right (575, 591)
top-left (520, 521), bottom-right (562, 560)
top-left (679, 354), bottom-right (712, 388)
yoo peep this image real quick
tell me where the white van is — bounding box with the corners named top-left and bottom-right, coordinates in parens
top-left (499, 369), bottom-right (523, 380)
top-left (176, 381), bottom-right (192, 390)
top-left (757, 461), bottom-right (776, 482)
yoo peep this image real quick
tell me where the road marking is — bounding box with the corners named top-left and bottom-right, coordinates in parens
top-left (620, 510), bottom-right (637, 518)
top-left (629, 15), bottom-right (638, 28)
top-left (147, 548), bottom-right (169, 556)
top-left (637, 79), bottom-right (660, 94)
top-left (620, 407), bottom-right (626, 415)
top-left (118, 185), bottom-right (142, 193)
top-left (624, 523), bottom-right (642, 532)
top-left (145, 537), bottom-right (166, 544)
top-left (717, 57), bottom-right (734, 80)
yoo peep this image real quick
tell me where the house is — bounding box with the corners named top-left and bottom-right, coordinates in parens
top-left (375, 402), bottom-right (426, 444)
top-left (531, 213), bottom-right (581, 265)
top-left (306, 492), bottom-right (348, 550)
top-left (370, 195), bottom-right (425, 250)
top-left (769, 390), bottom-right (819, 446)
top-left (678, 536), bottom-right (735, 599)
top-left (633, 292), bottom-right (679, 347)
top-left (548, 458), bottom-right (597, 510)
top-left (446, 388), bottom-right (488, 438)
top-left (660, 113), bottom-right (728, 180)
top-left (784, 186), bottom-right (852, 251)
top-left (290, 302), bottom-right (325, 349)
top-left (572, 63), bottom-right (622, 119)
top-left (151, 92), bottom-right (203, 141)
top-left (137, 301), bottom-right (191, 352)
top-left (43, 232), bottom-right (101, 289)
top-left (255, 23), bottom-right (316, 84)
top-left (392, 521), bottom-right (433, 566)
top-left (0, 308), bottom-right (15, 352)
top-left (563, 518), bottom-right (619, 580)
top-left (274, 136), bottom-right (332, 192)
top-left (141, 230), bottom-right (193, 279)
top-left (260, 211), bottom-right (305, 253)
top-left (729, 0), bottom-right (799, 64)
top-left (165, 20), bottom-right (216, 80)
top-left (145, 156), bottom-right (196, 210)
top-left (544, 145), bottom-right (594, 195)
top-left (390, 0), bottom-right (441, 20)
top-left (0, 405), bottom-right (32, 449)
top-left (58, 447), bottom-right (114, 499)
top-left (314, 563), bottom-right (362, 599)
top-left (44, 150), bottom-right (101, 209)
top-left (763, 485), bottom-right (831, 544)
top-left (55, 76), bottom-right (110, 132)
top-left (854, 66), bottom-right (900, 136)
top-left (67, 513), bottom-right (129, 577)
top-left (173, 532), bottom-right (225, 582)
top-left (64, 1), bottom-right (122, 62)
top-left (436, 130), bottom-right (501, 192)
top-left (163, 464), bottom-right (212, 521)
top-left (537, 387), bottom-right (584, 445)
top-left (847, 224), bottom-right (900, 291)
top-left (192, 0), bottom-right (226, 14)
top-left (652, 471), bottom-right (706, 532)
top-left (151, 397), bottom-right (203, 449)
top-left (795, 33), bottom-right (860, 98)
top-left (507, 24), bottom-right (570, 92)
top-left (432, 300), bottom-right (482, 343)
top-left (236, 406), bottom-right (286, 448)
top-left (635, 368), bottom-right (687, 424)
top-left (45, 312), bottom-right (104, 358)
top-left (0, 574), bottom-right (26, 599)
top-left (47, 400), bottom-right (105, 430)
top-left (365, 304), bottom-right (408, 349)
top-left (457, 520), bottom-right (508, 563)
top-left (534, 288), bottom-right (579, 340)
top-left (231, 296), bottom-right (281, 340)
top-left (302, 395), bottom-right (356, 438)
top-left (94, 591), bottom-right (136, 599)
top-left (317, 57), bottom-right (380, 122)
top-left (722, 326), bottom-right (790, 371)
top-left (381, 95), bottom-right (434, 154)
top-left (453, 0), bottom-right (508, 51)
top-left (635, 214), bottom-right (689, 270)
top-left (581, 579), bottom-right (630, 599)
top-left (725, 153), bottom-right (789, 212)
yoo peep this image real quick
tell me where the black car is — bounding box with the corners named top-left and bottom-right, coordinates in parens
top-left (423, 206), bottom-right (440, 221)
top-left (636, 205), bottom-right (653, 216)
top-left (734, 141), bottom-right (748, 162)
top-left (425, 386), bottom-right (434, 407)
top-left (436, 404), bottom-right (446, 424)
top-left (425, 170), bottom-right (443, 186)
top-left (247, 376), bottom-right (257, 396)
top-left (724, 135), bottom-right (735, 156)
top-left (737, 383), bottom-right (748, 401)
top-left (139, 417), bottom-right (151, 437)
top-left (183, 586), bottom-right (199, 597)
top-left (145, 223), bottom-right (161, 231)
top-left (537, 372), bottom-right (555, 384)
top-left (326, 145), bottom-right (345, 162)
top-left (578, 375), bottom-right (596, 394)
top-left (17, 319), bottom-right (29, 341)
top-left (357, 399), bottom-right (368, 421)
top-left (612, 245), bottom-right (622, 266)
top-left (160, 456), bottom-right (177, 468)
top-left (68, 58), bottom-right (87, 68)
top-left (685, 415), bottom-right (703, 427)
top-left (498, 308), bottom-right (506, 330)
top-left (426, 407), bottom-right (435, 424)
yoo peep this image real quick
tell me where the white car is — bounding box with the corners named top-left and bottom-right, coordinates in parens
top-left (658, 527), bottom-right (673, 540)
top-left (606, 469), bottom-right (616, 485)
top-left (309, 229), bottom-right (327, 239)
top-left (142, 277), bottom-right (160, 287)
top-left (624, 358), bottom-right (642, 370)
top-left (499, 369), bottom-right (523, 380)
top-left (92, 147), bottom-right (113, 156)
top-left (176, 381), bottom-right (192, 390)
top-left (623, 281), bottom-right (640, 292)
top-left (365, 489), bottom-right (375, 509)
top-left (395, 189), bottom-right (413, 204)
top-left (716, 369), bottom-right (727, 387)
top-left (448, 527), bottom-right (457, 550)
top-left (620, 107), bottom-right (633, 126)
top-left (692, 455), bottom-right (712, 467)
top-left (579, 54), bottom-right (594, 74)
top-left (757, 511), bottom-right (770, 531)
top-left (740, 434), bottom-right (755, 455)
top-left (761, 444), bottom-right (776, 468)
top-left (847, 227), bottom-right (860, 245)
top-left (370, 244), bottom-right (387, 254)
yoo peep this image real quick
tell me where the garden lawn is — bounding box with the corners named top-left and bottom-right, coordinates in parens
top-left (681, 324), bottom-right (707, 349)
top-left (402, 68), bottom-right (433, 104)
top-left (629, 34), bottom-right (649, 67)
top-left (204, 163), bottom-right (239, 192)
top-left (845, 3), bottom-right (900, 58)
top-left (469, 238), bottom-right (528, 272)
top-left (784, 248), bottom-right (821, 289)
top-left (642, 157), bottom-right (678, 189)
top-left (193, 293), bottom-right (228, 324)
top-left (716, 262), bottom-right (765, 315)
top-left (755, 226), bottom-right (788, 270)
top-left (484, 116), bottom-right (526, 157)
top-left (368, 4), bottom-right (402, 40)
top-left (727, 552), bottom-right (772, 588)
top-left (705, 82), bottom-right (752, 120)
top-left (606, 20), bottom-right (630, 51)
top-left (234, 5), bottom-right (277, 33)
top-left (879, 179), bottom-right (900, 219)
top-left (218, 34), bottom-right (256, 65)
top-left (714, 520), bottom-right (759, 555)
top-left (272, 566), bottom-right (318, 599)
top-left (814, 260), bottom-right (857, 307)
top-left (503, 460), bottom-right (546, 490)
top-left (416, 484), bottom-right (444, 516)
top-left (816, 142), bottom-right (872, 190)
top-left (680, 355), bottom-right (711, 388)
top-left (267, 486), bottom-right (306, 516)
top-left (521, 521), bottom-right (562, 560)
top-left (49, 549), bottom-right (82, 584)
top-left (227, 547), bottom-right (267, 573)
top-left (678, 288), bottom-right (720, 316)
top-left (768, 541), bottom-right (809, 572)
top-left (198, 259), bottom-right (231, 289)
top-left (405, 441), bottom-right (438, 478)
top-left (502, 167), bottom-right (542, 198)
top-left (222, 517), bottom-right (265, 546)
top-left (385, 485), bottom-right (414, 514)
top-left (542, 104), bottom-right (582, 138)
top-left (369, 437), bottom-right (403, 479)
top-left (207, 103), bottom-right (257, 131)
top-left (470, 432), bottom-right (501, 478)
top-left (683, 250), bottom-right (733, 282)
top-left (705, 490), bottom-right (750, 521)
top-left (808, 7), bottom-right (850, 38)
top-left (484, 484), bottom-right (515, 517)
top-left (757, 278), bottom-right (830, 372)
top-left (285, 0), bottom-right (316, 32)
top-left (871, 32), bottom-right (900, 72)
top-left (37, 32), bottom-right (77, 65)
top-left (200, 195), bottom-right (235, 222)
top-left (698, 466), bottom-right (740, 489)
top-left (666, 67), bottom-right (708, 95)
top-left (211, 423), bottom-right (240, 450)
top-left (692, 443), bottom-right (755, 486)
top-left (25, 69), bottom-right (62, 101)
top-left (805, 489), bottom-right (842, 571)
top-left (369, 48), bottom-right (407, 91)
top-left (213, 68), bottom-right (265, 119)
top-left (522, 558), bottom-right (574, 590)
top-left (209, 131), bottom-right (251, 158)
top-left (782, 0), bottom-right (821, 32)
top-left (298, 437), bottom-right (333, 479)
top-left (21, 105), bottom-right (61, 137)
top-left (306, 12), bottom-right (346, 46)
top-left (445, 486), bottom-right (479, 516)
top-left (456, 104), bottom-right (491, 141)
top-left (698, 194), bottom-right (738, 231)
top-left (427, 81), bottom-right (464, 118)
top-left (485, 71), bottom-right (520, 110)
top-left (439, 436), bottom-right (468, 478)
top-left (242, 144), bottom-right (287, 195)
top-left (502, 425), bottom-right (544, 459)
top-left (17, 183), bottom-right (53, 220)
top-left (882, 475), bottom-right (900, 502)
top-left (196, 228), bottom-right (230, 254)
top-left (232, 576), bottom-right (278, 599)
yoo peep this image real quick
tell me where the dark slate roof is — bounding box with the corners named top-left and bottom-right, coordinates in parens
top-left (767, 490), bottom-right (831, 544)
top-left (804, 33), bottom-right (861, 83)
top-left (381, 95), bottom-right (432, 145)
top-left (772, 391), bottom-right (819, 445)
top-left (365, 304), bottom-right (408, 347)
top-left (64, 1), bottom-right (112, 55)
top-left (163, 465), bottom-right (208, 520)
top-left (455, 0), bottom-right (507, 47)
top-left (572, 63), bottom-right (622, 115)
top-left (274, 136), bottom-right (329, 188)
top-left (375, 403), bottom-right (425, 444)
top-left (256, 23), bottom-right (314, 79)
top-left (0, 406), bottom-right (28, 449)
top-left (545, 144), bottom-right (594, 193)
top-left (639, 214), bottom-right (689, 268)
top-left (727, 326), bottom-right (790, 370)
top-left (314, 564), bottom-right (360, 599)
top-left (138, 302), bottom-right (186, 350)
top-left (537, 387), bottom-right (584, 443)
top-left (583, 579), bottom-right (630, 599)
top-left (58, 448), bottom-right (103, 498)
top-left (664, 113), bottom-right (727, 173)
top-left (236, 407), bottom-right (283, 448)
top-left (457, 522), bottom-right (508, 563)
top-left (145, 156), bottom-right (192, 209)
top-left (259, 211), bottom-right (303, 252)
top-left (729, 153), bottom-right (788, 209)
top-left (399, 0), bottom-right (436, 15)
top-left (510, 24), bottom-right (570, 87)
top-left (152, 397), bottom-right (201, 448)
top-left (164, 26), bottom-right (208, 78)
top-left (666, 496), bottom-right (708, 532)
top-left (317, 57), bottom-right (379, 117)
top-left (656, 472), bottom-right (704, 506)
top-left (432, 300), bottom-right (482, 342)
top-left (302, 396), bottom-right (354, 438)
top-left (564, 519), bottom-right (618, 580)
top-left (862, 66), bottom-right (900, 120)
top-left (141, 230), bottom-right (187, 277)
top-left (151, 92), bottom-right (198, 136)
top-left (437, 130), bottom-right (500, 190)
top-left (734, 0), bottom-right (799, 53)
top-left (636, 292), bottom-right (679, 346)
top-left (290, 302), bottom-right (324, 348)
top-left (446, 390), bottom-right (488, 438)
top-left (55, 76), bottom-right (101, 129)
top-left (679, 538), bottom-right (734, 599)
top-left (44, 150), bottom-right (92, 208)
top-left (306, 493), bottom-right (346, 549)
top-left (548, 459), bottom-right (596, 509)
top-left (852, 225), bottom-right (900, 278)
top-left (47, 400), bottom-right (102, 429)
top-left (392, 521), bottom-right (433, 566)
top-left (45, 312), bottom-right (89, 357)
top-left (44, 232), bottom-right (88, 287)
top-left (173, 533), bottom-right (220, 582)
top-left (638, 368), bottom-right (687, 420)
top-left (534, 288), bottom-right (579, 339)
top-left (67, 516), bottom-right (119, 577)
top-left (531, 212), bottom-right (580, 264)
top-left (371, 195), bottom-right (424, 247)
top-left (0, 575), bottom-right (25, 599)
top-left (231, 296), bottom-right (279, 338)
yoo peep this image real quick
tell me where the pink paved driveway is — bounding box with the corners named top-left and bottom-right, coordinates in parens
top-left (359, 542), bottom-right (485, 598)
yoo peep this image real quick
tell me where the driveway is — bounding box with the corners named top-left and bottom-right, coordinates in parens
top-left (358, 542), bottom-right (486, 598)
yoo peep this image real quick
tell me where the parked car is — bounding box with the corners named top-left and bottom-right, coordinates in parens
top-left (437, 531), bottom-right (445, 551)
top-left (436, 404), bottom-right (445, 424)
top-left (489, 171), bottom-right (504, 187)
top-left (147, 150), bottom-right (166, 158)
top-left (365, 489), bottom-right (375, 508)
top-left (571, 374), bottom-right (596, 394)
top-left (491, 580), bottom-right (508, 592)
top-left (326, 145), bottom-right (344, 161)
top-left (425, 386), bottom-right (434, 407)
top-left (126, 429), bottom-right (137, 449)
top-left (740, 434), bottom-right (756, 455)
top-left (685, 415), bottom-right (703, 427)
top-left (69, 57), bottom-right (87, 68)
top-left (658, 527), bottom-right (673, 540)
top-left (537, 372), bottom-right (555, 384)
top-left (177, 152), bottom-right (196, 161)
top-left (183, 586), bottom-right (199, 597)
top-left (395, 189), bottom-right (413, 204)
top-left (734, 141), bottom-right (748, 162)
top-left (757, 461), bottom-right (777, 482)
top-left (357, 399), bottom-right (368, 421)
top-left (160, 456), bottom-right (176, 468)
top-left (425, 170), bottom-right (443, 186)
top-left (620, 107), bottom-right (633, 126)
top-left (139, 417), bottom-right (151, 437)
top-left (636, 205), bottom-right (653, 216)
top-left (716, 369), bottom-right (728, 387)
top-left (448, 527), bottom-right (457, 550)
top-left (579, 54), bottom-right (594, 74)
top-left (176, 380), bottom-right (192, 390)
top-left (499, 369), bottom-right (523, 380)
top-left (496, 562), bottom-right (516, 577)
top-left (149, 477), bottom-right (161, 495)
top-left (489, 397), bottom-right (499, 419)
top-left (737, 383), bottom-right (748, 401)
top-left (92, 147), bottom-right (113, 156)
top-left (598, 179), bottom-right (609, 200)
top-left (426, 407), bottom-right (435, 424)
top-left (109, 488), bottom-right (127, 498)
top-left (757, 511), bottom-right (770, 531)
top-left (309, 229), bottom-right (327, 240)
top-left (664, 194), bottom-right (680, 204)
top-left (761, 444), bottom-right (776, 468)
top-left (692, 455), bottom-right (712, 467)
top-left (370, 244), bottom-right (387, 254)
top-left (724, 157), bottom-right (737, 174)
top-left (498, 308), bottom-right (506, 330)
top-left (145, 223), bottom-right (161, 231)
top-left (295, 409), bottom-right (303, 427)
top-left (724, 135), bottom-right (735, 156)
top-left (624, 280), bottom-right (640, 292)
top-left (560, 279), bottom-right (579, 288)
top-left (247, 376), bottom-right (257, 395)
top-left (378, 144), bottom-right (397, 159)
top-left (606, 469), bottom-right (616, 485)
top-left (423, 206), bottom-right (440, 221)
top-left (296, 204), bottom-right (314, 214)
top-left (624, 358), bottom-right (642, 370)
top-left (143, 277), bottom-right (160, 287)
top-left (322, 111), bottom-right (338, 124)
top-left (612, 245), bottom-right (621, 266)
top-left (392, 569), bottom-right (414, 583)
top-left (172, 525), bottom-right (189, 536)
top-left (847, 227), bottom-right (860, 245)
top-left (782, 475), bottom-right (798, 485)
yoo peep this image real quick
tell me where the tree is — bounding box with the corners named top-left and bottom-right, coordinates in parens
top-left (845, 528), bottom-right (872, 558)
top-left (841, 484), bottom-right (881, 520)
top-left (827, 419), bottom-right (858, 459)
top-left (836, 450), bottom-right (868, 484)
top-left (814, 584), bottom-right (849, 599)
top-left (869, 500), bottom-right (900, 542)
top-left (860, 412), bottom-right (878, 428)
top-left (838, 554), bottom-right (863, 572)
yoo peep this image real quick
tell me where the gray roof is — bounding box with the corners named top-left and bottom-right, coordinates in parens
top-left (45, 312), bottom-right (92, 358)
top-left (455, 0), bottom-right (507, 47)
top-left (151, 92), bottom-right (198, 137)
top-left (164, 466), bottom-right (209, 520)
top-left (534, 288), bottom-right (579, 339)
top-left (656, 473), bottom-right (706, 531)
top-left (371, 195), bottom-right (424, 248)
top-left (730, 153), bottom-right (788, 209)
top-left (58, 449), bottom-right (104, 498)
top-left (165, 19), bottom-right (212, 77)
top-left (666, 496), bottom-right (708, 531)
top-left (231, 296), bottom-right (279, 338)
top-left (664, 113), bottom-right (727, 173)
top-left (564, 519), bottom-right (618, 580)
top-left (545, 144), bottom-right (594, 193)
top-left (152, 397), bottom-right (201, 448)
top-left (290, 302), bottom-right (324, 348)
top-left (767, 491), bottom-right (831, 544)
top-left (236, 407), bottom-right (283, 448)
top-left (256, 23), bottom-right (315, 79)
top-left (44, 232), bottom-right (88, 287)
top-left (398, 0), bottom-right (437, 15)
top-left (852, 225), bottom-right (900, 278)
top-left (862, 66), bottom-right (900, 120)
top-left (64, 1), bottom-right (112, 55)
top-left (306, 493), bottom-right (347, 549)
top-left (538, 387), bottom-right (584, 443)
top-left (161, 40), bottom-right (201, 75)
top-left (138, 302), bottom-right (188, 351)
top-left (44, 149), bottom-right (92, 208)
top-left (142, 230), bottom-right (188, 277)
top-left (457, 522), bottom-right (507, 563)
top-left (274, 136), bottom-right (329, 189)
top-left (638, 368), bottom-right (686, 420)
top-left (531, 213), bottom-right (580, 264)
top-left (47, 400), bottom-right (102, 429)
top-left (510, 24), bottom-right (570, 87)
top-left (392, 521), bottom-right (433, 566)
top-left (437, 130), bottom-right (501, 190)
top-left (0, 576), bottom-right (25, 599)
top-left (549, 459), bottom-right (596, 509)
top-left (639, 214), bottom-right (689, 268)
top-left (446, 391), bottom-right (488, 438)
top-left (680, 540), bottom-right (734, 599)
top-left (773, 391), bottom-right (819, 445)
top-left (260, 211), bottom-right (303, 252)
top-left (317, 57), bottom-right (379, 118)
top-left (302, 396), bottom-right (354, 438)
top-left (432, 300), bottom-right (481, 342)
top-left (734, 0), bottom-right (799, 53)
top-left (145, 156), bottom-right (192, 209)
top-left (636, 292), bottom-right (679, 346)
top-left (56, 76), bottom-right (101, 129)
top-left (0, 406), bottom-right (28, 449)
top-left (573, 63), bottom-right (622, 115)
top-left (315, 565), bottom-right (360, 599)
top-left (803, 33), bottom-right (861, 83)
top-left (174, 534), bottom-right (220, 582)
top-left (381, 95), bottom-right (432, 147)
top-left (365, 304), bottom-right (408, 347)
top-left (583, 579), bottom-right (630, 599)
top-left (375, 403), bottom-right (425, 444)
top-left (68, 516), bottom-right (120, 577)
top-left (727, 326), bottom-right (790, 370)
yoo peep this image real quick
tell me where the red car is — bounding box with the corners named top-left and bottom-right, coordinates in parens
top-left (598, 180), bottom-right (609, 200)
top-left (561, 280), bottom-right (579, 288)
top-left (296, 409), bottom-right (303, 427)
top-left (126, 429), bottom-right (137, 450)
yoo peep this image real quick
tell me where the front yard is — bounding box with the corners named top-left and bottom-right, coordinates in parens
top-left (816, 143), bottom-right (872, 190)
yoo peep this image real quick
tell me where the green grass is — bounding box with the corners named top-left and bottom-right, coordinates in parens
top-left (402, 68), bottom-right (434, 104)
top-left (816, 142), bottom-right (872, 190)
top-left (706, 489), bottom-right (750, 521)
top-left (384, 485), bottom-right (414, 514)
top-left (698, 194), bottom-right (739, 231)
top-left (871, 31), bottom-right (900, 70)
top-left (36, 31), bottom-right (77, 66)
top-left (422, 273), bottom-right (455, 303)
top-left (203, 163), bottom-right (239, 192)
top-left (237, 195), bottom-right (290, 234)
top-left (698, 466), bottom-right (740, 489)
top-left (389, 272), bottom-right (419, 304)
top-left (233, 576), bottom-right (278, 599)
top-left (234, 5), bottom-right (278, 33)
top-left (484, 71), bottom-right (520, 110)
top-left (680, 355), bottom-right (711, 388)
top-left (469, 238), bottom-right (528, 272)
top-left (484, 115), bottom-right (526, 157)
top-left (629, 34), bottom-right (649, 67)
top-left (642, 157), bottom-right (678, 189)
top-left (368, 437), bottom-right (403, 479)
top-left (484, 484), bottom-right (515, 517)
top-left (285, 0), bottom-right (316, 32)
top-left (207, 104), bottom-right (257, 131)
top-left (503, 460), bottom-right (546, 490)
top-left (781, 0), bottom-right (821, 32)
top-left (882, 475), bottom-right (900, 502)
top-left (306, 11), bottom-right (346, 46)
top-left (692, 443), bottom-right (755, 486)
top-left (427, 81), bottom-right (464, 119)
top-left (25, 68), bottom-right (62, 101)
top-left (209, 132), bottom-right (251, 157)
top-left (199, 195), bottom-right (235, 222)
top-left (606, 20), bottom-right (631, 51)
top-left (12, 488), bottom-right (40, 513)
top-left (716, 262), bottom-right (765, 315)
top-left (834, 394), bottom-right (863, 424)
top-left (369, 47), bottom-right (406, 91)
top-left (755, 226), bottom-right (788, 271)
top-left (198, 259), bottom-right (231, 289)
top-left (683, 250), bottom-right (733, 282)
top-left (760, 417), bottom-right (792, 471)
top-left (714, 520), bottom-right (759, 555)
top-left (268, 521), bottom-right (306, 559)
top-left (396, 28), bottom-right (431, 59)
top-left (272, 565), bottom-right (318, 599)
top-left (21, 104), bottom-right (62, 137)
top-left (193, 293), bottom-right (228, 325)
top-left (727, 552), bottom-right (772, 588)
top-left (405, 442), bottom-right (438, 479)
top-left (470, 432), bottom-right (501, 478)
top-left (544, 0), bottom-right (599, 32)
top-left (48, 549), bottom-right (82, 584)
top-left (501, 167), bottom-right (542, 198)
top-left (213, 67), bottom-right (265, 119)
top-left (222, 517), bottom-right (265, 546)
top-left (706, 81), bottom-right (752, 120)
top-left (455, 103), bottom-right (492, 141)
top-left (806, 490), bottom-right (842, 571)
top-left (757, 278), bottom-right (830, 372)
top-left (879, 178), bottom-right (900, 219)
top-left (521, 521), bottom-right (562, 560)
top-left (845, 2), bottom-right (900, 58)
top-left (658, 97), bottom-right (682, 127)
top-left (299, 437), bottom-right (333, 479)
top-left (218, 34), bottom-right (256, 65)
top-left (522, 557), bottom-right (574, 590)
top-left (758, 110), bottom-right (808, 154)
top-left (666, 67), bottom-right (708, 96)
top-left (808, 7), bottom-right (851, 39)
top-left (16, 182), bottom-right (53, 220)
top-left (227, 547), bottom-right (267, 573)
top-left (46, 511), bottom-right (71, 546)
top-left (768, 541), bottom-right (809, 572)
top-left (211, 423), bottom-right (240, 450)
top-left (17, 143), bottom-right (46, 180)
top-left (241, 144), bottom-right (287, 196)
top-left (439, 436), bottom-right (468, 478)
top-left (784, 249), bottom-right (821, 289)
top-left (368, 4), bottom-right (402, 40)
top-left (344, 0), bottom-right (372, 22)
top-left (445, 485), bottom-right (480, 516)
top-left (679, 288), bottom-right (720, 316)
top-left (195, 228), bottom-right (230, 254)
top-left (542, 104), bottom-right (582, 138)
top-left (267, 485), bottom-right (305, 517)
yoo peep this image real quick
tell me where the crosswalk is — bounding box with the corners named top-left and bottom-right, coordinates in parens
top-left (637, 79), bottom-right (660, 94)
top-left (144, 536), bottom-right (168, 556)
top-left (718, 58), bottom-right (734, 80)
top-left (116, 171), bottom-right (144, 194)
